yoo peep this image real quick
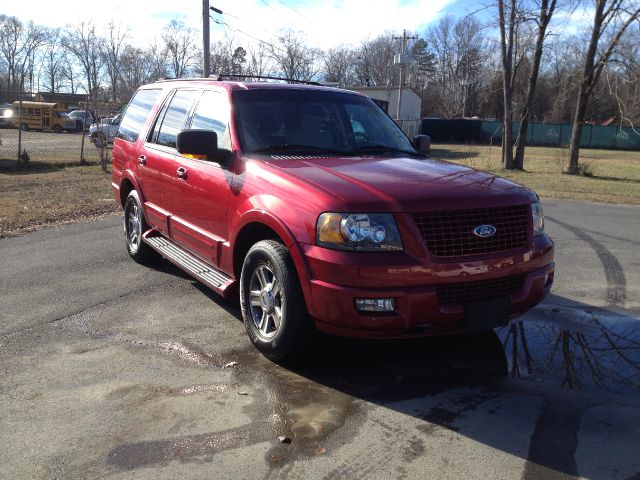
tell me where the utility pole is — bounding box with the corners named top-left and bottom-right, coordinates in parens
top-left (392, 29), bottom-right (417, 122)
top-left (202, 0), bottom-right (210, 78)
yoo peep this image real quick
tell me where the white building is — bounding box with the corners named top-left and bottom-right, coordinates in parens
top-left (346, 86), bottom-right (422, 137)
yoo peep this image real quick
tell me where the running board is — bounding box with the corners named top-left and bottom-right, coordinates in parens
top-left (144, 235), bottom-right (234, 293)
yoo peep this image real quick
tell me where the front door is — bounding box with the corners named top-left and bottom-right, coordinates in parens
top-left (138, 89), bottom-right (199, 235)
top-left (171, 90), bottom-right (233, 265)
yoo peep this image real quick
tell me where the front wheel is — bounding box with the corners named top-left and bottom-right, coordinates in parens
top-left (123, 190), bottom-right (158, 264)
top-left (240, 239), bottom-right (314, 361)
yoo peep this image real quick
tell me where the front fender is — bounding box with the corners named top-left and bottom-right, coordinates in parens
top-left (230, 204), bottom-right (315, 315)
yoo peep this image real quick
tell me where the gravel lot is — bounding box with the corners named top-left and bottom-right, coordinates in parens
top-left (1, 199), bottom-right (639, 479)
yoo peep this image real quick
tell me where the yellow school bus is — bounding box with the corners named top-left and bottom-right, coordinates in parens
top-left (11, 101), bottom-right (77, 132)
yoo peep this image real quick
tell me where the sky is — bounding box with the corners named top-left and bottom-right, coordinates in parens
top-left (0, 0), bottom-right (592, 50)
top-left (1, 0), bottom-right (468, 48)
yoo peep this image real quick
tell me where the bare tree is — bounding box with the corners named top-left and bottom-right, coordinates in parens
top-left (498, 0), bottom-right (520, 169)
top-left (513, 0), bottom-right (559, 170)
top-left (41, 28), bottom-right (66, 93)
top-left (118, 43), bottom-right (166, 100)
top-left (568, 1), bottom-right (640, 174)
top-left (162, 20), bottom-right (198, 78)
top-left (322, 45), bottom-right (358, 86)
top-left (605, 24), bottom-right (640, 131)
top-left (209, 37), bottom-right (237, 75)
top-left (0, 15), bottom-right (46, 95)
top-left (426, 16), bottom-right (485, 119)
top-left (63, 22), bottom-right (103, 98)
top-left (246, 43), bottom-right (272, 78)
top-left (101, 22), bottom-right (129, 101)
top-left (269, 29), bottom-right (319, 81)
top-left (354, 33), bottom-right (398, 87)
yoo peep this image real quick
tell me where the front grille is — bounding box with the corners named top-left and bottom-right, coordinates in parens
top-left (437, 274), bottom-right (525, 306)
top-left (412, 204), bottom-right (530, 258)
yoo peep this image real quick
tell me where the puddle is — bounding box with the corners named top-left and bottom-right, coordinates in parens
top-left (497, 305), bottom-right (640, 393)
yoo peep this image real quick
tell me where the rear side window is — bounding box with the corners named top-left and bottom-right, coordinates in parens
top-left (117, 89), bottom-right (161, 142)
top-left (151, 89), bottom-right (198, 149)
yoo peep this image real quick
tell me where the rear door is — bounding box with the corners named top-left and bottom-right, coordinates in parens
top-left (170, 89), bottom-right (233, 265)
top-left (137, 89), bottom-right (199, 234)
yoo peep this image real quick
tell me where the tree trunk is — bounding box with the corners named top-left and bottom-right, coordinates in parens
top-left (514, 0), bottom-right (556, 170)
top-left (567, 86), bottom-right (590, 174)
top-left (567, 0), bottom-right (605, 174)
top-left (498, 0), bottom-right (517, 170)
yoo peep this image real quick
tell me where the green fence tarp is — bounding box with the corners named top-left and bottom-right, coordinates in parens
top-left (421, 119), bottom-right (640, 150)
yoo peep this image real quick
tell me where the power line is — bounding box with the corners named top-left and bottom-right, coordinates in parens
top-left (222, 11), bottom-right (279, 40)
top-left (210, 16), bottom-right (287, 54)
top-left (274, 0), bottom-right (312, 21)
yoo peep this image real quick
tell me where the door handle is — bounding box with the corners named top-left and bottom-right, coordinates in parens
top-left (176, 166), bottom-right (188, 179)
top-left (138, 155), bottom-right (146, 165)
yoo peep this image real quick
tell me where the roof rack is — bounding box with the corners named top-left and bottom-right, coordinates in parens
top-left (211, 74), bottom-right (321, 86)
top-left (155, 75), bottom-right (321, 86)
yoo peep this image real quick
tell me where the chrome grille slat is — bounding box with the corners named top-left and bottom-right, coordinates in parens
top-left (412, 204), bottom-right (530, 257)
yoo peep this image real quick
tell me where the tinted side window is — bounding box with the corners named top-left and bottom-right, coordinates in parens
top-left (155, 90), bottom-right (198, 148)
top-left (117, 89), bottom-right (161, 142)
top-left (190, 90), bottom-right (230, 149)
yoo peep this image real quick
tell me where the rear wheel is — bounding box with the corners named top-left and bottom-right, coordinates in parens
top-left (123, 190), bottom-right (158, 264)
top-left (52, 124), bottom-right (62, 133)
top-left (20, 123), bottom-right (28, 131)
top-left (240, 239), bottom-right (314, 361)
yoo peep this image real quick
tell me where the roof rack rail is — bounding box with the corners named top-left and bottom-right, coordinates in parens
top-left (211, 74), bottom-right (321, 86)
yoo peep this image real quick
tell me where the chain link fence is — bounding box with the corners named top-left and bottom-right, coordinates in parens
top-left (0, 90), bottom-right (120, 171)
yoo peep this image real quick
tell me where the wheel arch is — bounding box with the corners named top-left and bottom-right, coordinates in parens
top-left (232, 212), bottom-right (313, 310)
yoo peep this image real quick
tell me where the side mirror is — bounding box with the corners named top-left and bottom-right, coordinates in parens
top-left (176, 129), bottom-right (231, 167)
top-left (413, 134), bottom-right (431, 155)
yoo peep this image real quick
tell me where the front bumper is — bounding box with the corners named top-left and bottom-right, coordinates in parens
top-left (301, 234), bottom-right (554, 339)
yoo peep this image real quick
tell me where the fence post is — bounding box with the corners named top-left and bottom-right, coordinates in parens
top-left (80, 94), bottom-right (88, 165)
top-left (17, 91), bottom-right (23, 164)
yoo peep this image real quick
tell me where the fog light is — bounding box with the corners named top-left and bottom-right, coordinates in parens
top-left (355, 298), bottom-right (395, 313)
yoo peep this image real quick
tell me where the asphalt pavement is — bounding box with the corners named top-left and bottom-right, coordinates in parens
top-left (1, 198), bottom-right (639, 479)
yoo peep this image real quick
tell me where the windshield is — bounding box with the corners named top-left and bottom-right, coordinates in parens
top-left (233, 89), bottom-right (415, 156)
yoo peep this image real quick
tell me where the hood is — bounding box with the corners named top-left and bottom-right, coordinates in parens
top-left (260, 155), bottom-right (536, 212)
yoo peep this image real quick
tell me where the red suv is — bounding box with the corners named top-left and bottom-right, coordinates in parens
top-left (112, 78), bottom-right (554, 360)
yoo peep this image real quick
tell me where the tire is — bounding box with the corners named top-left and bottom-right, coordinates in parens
top-left (123, 190), bottom-right (158, 264)
top-left (240, 239), bottom-right (314, 361)
top-left (53, 125), bottom-right (62, 133)
top-left (20, 123), bottom-right (28, 131)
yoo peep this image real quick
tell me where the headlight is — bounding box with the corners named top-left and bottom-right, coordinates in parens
top-left (316, 213), bottom-right (403, 251)
top-left (531, 202), bottom-right (544, 236)
top-left (4, 110), bottom-right (13, 118)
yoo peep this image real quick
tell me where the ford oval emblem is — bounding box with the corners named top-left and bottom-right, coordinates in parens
top-left (473, 224), bottom-right (497, 238)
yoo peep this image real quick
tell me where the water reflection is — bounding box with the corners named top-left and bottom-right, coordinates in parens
top-left (497, 304), bottom-right (640, 393)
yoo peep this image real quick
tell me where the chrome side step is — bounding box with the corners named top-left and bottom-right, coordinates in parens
top-left (144, 235), bottom-right (232, 290)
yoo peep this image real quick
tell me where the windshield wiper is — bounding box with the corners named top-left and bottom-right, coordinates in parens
top-left (252, 144), bottom-right (344, 155)
top-left (344, 145), bottom-right (418, 156)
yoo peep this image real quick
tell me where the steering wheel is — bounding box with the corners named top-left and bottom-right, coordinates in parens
top-left (347, 132), bottom-right (369, 144)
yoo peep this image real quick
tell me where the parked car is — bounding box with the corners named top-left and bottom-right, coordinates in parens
top-left (67, 110), bottom-right (94, 131)
top-left (0, 103), bottom-right (12, 128)
top-left (89, 114), bottom-right (120, 148)
top-left (112, 79), bottom-right (554, 361)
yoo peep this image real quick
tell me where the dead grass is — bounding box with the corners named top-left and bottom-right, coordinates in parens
top-left (1, 143), bottom-right (638, 238)
top-left (0, 160), bottom-right (118, 238)
top-left (431, 144), bottom-right (640, 204)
